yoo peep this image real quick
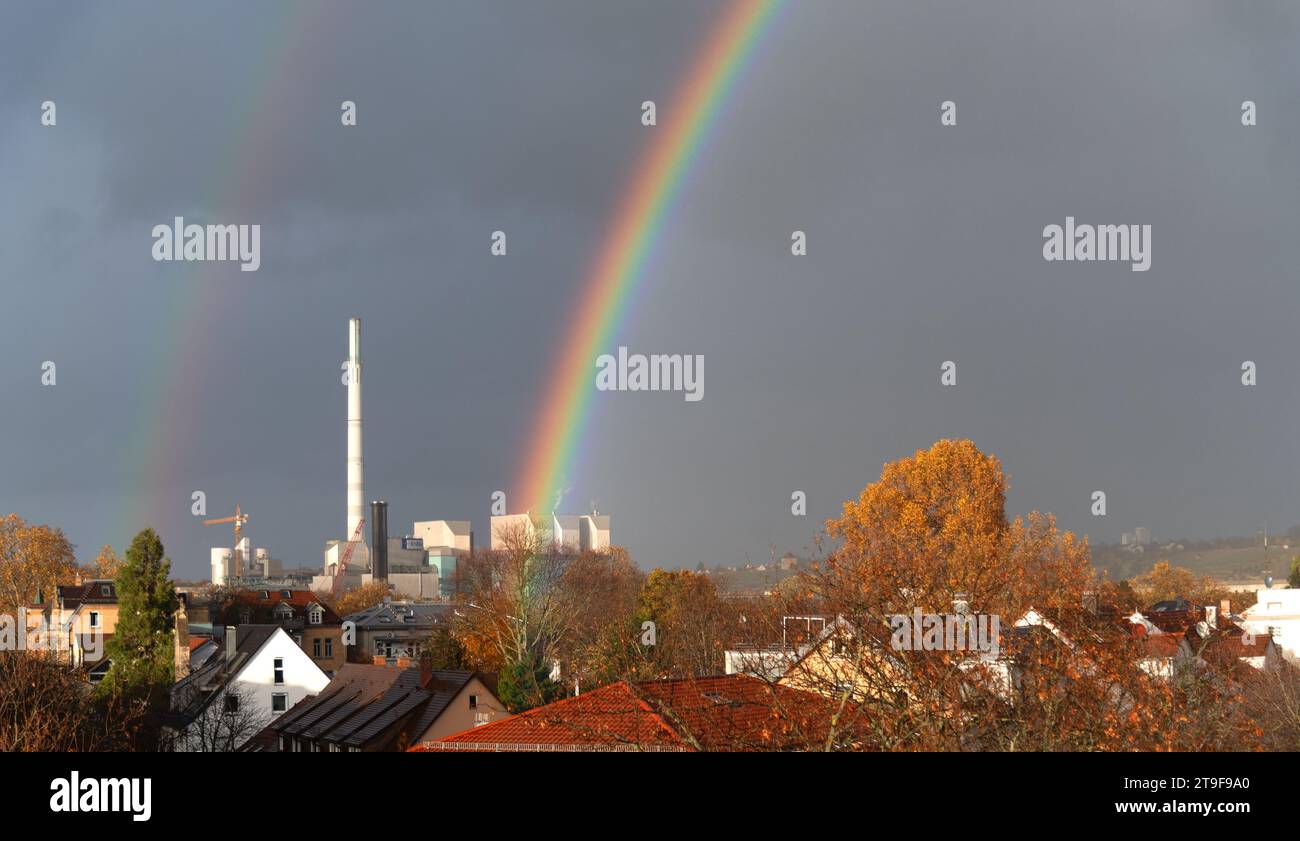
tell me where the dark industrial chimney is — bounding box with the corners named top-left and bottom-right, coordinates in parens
top-left (371, 500), bottom-right (389, 580)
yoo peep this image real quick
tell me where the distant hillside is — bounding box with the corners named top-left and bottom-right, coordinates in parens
top-left (1093, 535), bottom-right (1295, 583)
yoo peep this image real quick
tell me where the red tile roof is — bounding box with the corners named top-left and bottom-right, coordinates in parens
top-left (1140, 634), bottom-right (1184, 657)
top-left (413, 674), bottom-right (856, 752)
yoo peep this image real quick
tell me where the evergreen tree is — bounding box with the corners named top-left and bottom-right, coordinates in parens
top-left (497, 654), bottom-right (562, 713)
top-left (420, 626), bottom-right (470, 671)
top-left (1289, 555), bottom-right (1300, 589)
top-left (100, 529), bottom-right (175, 706)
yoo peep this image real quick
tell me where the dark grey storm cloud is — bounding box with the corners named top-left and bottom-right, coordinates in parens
top-left (2, 1), bottom-right (1298, 578)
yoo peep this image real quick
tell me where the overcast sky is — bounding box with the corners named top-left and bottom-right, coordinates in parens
top-left (2, 1), bottom-right (1299, 580)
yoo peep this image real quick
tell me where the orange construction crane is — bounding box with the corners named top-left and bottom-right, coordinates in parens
top-left (203, 503), bottom-right (250, 579)
top-left (331, 518), bottom-right (366, 599)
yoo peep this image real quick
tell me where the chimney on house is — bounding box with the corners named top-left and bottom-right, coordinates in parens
top-left (952, 593), bottom-right (969, 615)
top-left (1220, 598), bottom-right (1232, 619)
top-left (225, 625), bottom-right (237, 661)
top-left (1205, 604), bottom-right (1218, 629)
top-left (1082, 591), bottom-right (1099, 615)
top-left (174, 593), bottom-right (190, 679)
top-left (419, 653), bottom-right (432, 688)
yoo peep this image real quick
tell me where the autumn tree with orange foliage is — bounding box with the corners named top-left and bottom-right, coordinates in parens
top-left (771, 440), bottom-right (1261, 751)
top-left (84, 544), bottom-right (124, 579)
top-left (0, 513), bottom-right (79, 614)
top-left (1130, 561), bottom-right (1234, 609)
top-left (311, 579), bottom-right (394, 620)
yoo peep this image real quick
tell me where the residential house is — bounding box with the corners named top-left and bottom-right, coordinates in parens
top-left (344, 601), bottom-right (453, 664)
top-left (412, 674), bottom-right (857, 752)
top-left (45, 579), bottom-right (119, 680)
top-left (166, 625), bottom-right (329, 751)
top-left (215, 588), bottom-right (346, 676)
top-left (724, 614), bottom-right (830, 680)
top-left (1239, 588), bottom-right (1300, 664)
top-left (250, 661), bottom-right (504, 752)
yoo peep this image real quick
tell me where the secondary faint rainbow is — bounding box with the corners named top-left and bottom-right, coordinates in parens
top-left (121, 1), bottom-right (334, 546)
top-left (516, 0), bottom-right (783, 514)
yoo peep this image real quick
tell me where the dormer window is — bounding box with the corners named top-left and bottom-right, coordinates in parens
top-left (100, 585), bottom-right (111, 597)
top-left (274, 603), bottom-right (293, 620)
top-left (260, 590), bottom-right (270, 600)
top-left (308, 605), bottom-right (323, 625)
top-left (281, 590), bottom-right (292, 598)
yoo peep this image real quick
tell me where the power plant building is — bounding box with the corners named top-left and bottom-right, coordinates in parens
top-left (491, 511), bottom-right (612, 553)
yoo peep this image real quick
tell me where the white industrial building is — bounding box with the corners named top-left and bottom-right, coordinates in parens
top-left (210, 539), bottom-right (283, 586)
top-left (490, 511), bottom-right (611, 553)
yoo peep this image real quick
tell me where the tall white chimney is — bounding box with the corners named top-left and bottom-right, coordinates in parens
top-left (346, 317), bottom-right (365, 543)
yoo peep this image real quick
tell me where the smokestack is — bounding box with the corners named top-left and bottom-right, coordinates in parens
top-left (225, 625), bottom-right (237, 662)
top-left (372, 500), bottom-right (389, 580)
top-left (346, 317), bottom-right (365, 544)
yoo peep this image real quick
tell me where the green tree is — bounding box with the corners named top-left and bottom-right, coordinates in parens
top-left (100, 529), bottom-right (175, 715)
top-left (496, 654), bottom-right (562, 713)
top-left (1289, 555), bottom-right (1300, 589)
top-left (421, 626), bottom-right (470, 671)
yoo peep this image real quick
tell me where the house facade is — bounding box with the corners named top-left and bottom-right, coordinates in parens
top-left (344, 601), bottom-right (453, 664)
top-left (44, 579), bottom-right (120, 677)
top-left (1239, 588), bottom-right (1300, 664)
top-left (167, 625), bottom-right (329, 751)
top-left (214, 588), bottom-right (347, 676)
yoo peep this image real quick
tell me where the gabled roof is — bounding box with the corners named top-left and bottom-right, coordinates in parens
top-left (416, 674), bottom-right (850, 752)
top-left (344, 601), bottom-right (452, 630)
top-left (221, 589), bottom-right (341, 625)
top-left (169, 625), bottom-right (282, 725)
top-left (263, 664), bottom-right (490, 752)
top-left (56, 580), bottom-right (117, 609)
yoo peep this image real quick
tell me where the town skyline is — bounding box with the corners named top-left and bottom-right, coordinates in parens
top-left (4, 1), bottom-right (1300, 582)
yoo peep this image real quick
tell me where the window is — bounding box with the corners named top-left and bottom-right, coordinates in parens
top-left (271, 693), bottom-right (287, 713)
top-left (308, 606), bottom-right (323, 625)
top-left (89, 611), bottom-right (100, 628)
top-left (468, 694), bottom-right (478, 710)
top-left (313, 638), bottom-right (322, 657)
top-left (273, 657), bottom-right (284, 685)
top-left (375, 640), bottom-right (394, 657)
top-left (100, 585), bottom-right (111, 597)
top-left (224, 694), bottom-right (239, 714)
top-left (325, 638), bottom-right (334, 658)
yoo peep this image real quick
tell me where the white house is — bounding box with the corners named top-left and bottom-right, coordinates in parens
top-left (167, 625), bottom-right (329, 751)
top-left (1239, 589), bottom-right (1300, 664)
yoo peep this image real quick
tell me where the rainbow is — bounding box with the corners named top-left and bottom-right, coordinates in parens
top-left (121, 3), bottom-right (337, 545)
top-left (515, 0), bottom-right (784, 514)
